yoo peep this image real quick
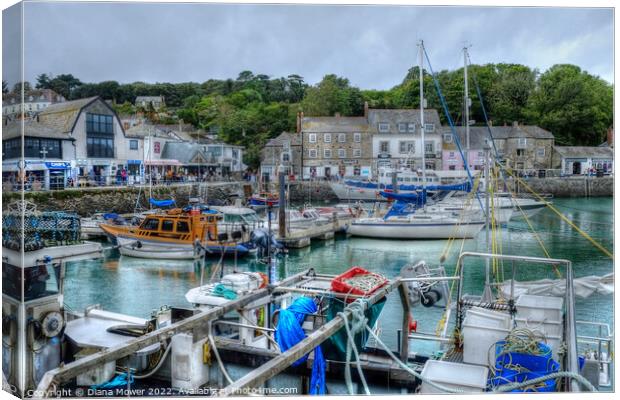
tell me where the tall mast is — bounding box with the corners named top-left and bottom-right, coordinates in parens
top-left (419, 40), bottom-right (426, 197)
top-left (463, 46), bottom-right (471, 170)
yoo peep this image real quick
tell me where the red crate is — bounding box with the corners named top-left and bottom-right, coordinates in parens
top-left (330, 266), bottom-right (388, 297)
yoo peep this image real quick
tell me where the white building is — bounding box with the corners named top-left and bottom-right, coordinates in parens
top-left (2, 89), bottom-right (65, 118)
top-left (553, 146), bottom-right (614, 175)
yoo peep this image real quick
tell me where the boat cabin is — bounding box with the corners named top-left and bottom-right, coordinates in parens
top-left (133, 209), bottom-right (223, 243)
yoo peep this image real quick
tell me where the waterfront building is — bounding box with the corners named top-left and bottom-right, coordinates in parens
top-left (300, 111), bottom-right (372, 179)
top-left (135, 95), bottom-right (165, 110)
top-left (552, 146), bottom-right (614, 175)
top-left (369, 108), bottom-right (443, 172)
top-left (2, 89), bottom-right (65, 119)
top-left (260, 131), bottom-right (302, 181)
top-left (2, 96), bottom-right (135, 189)
top-left (442, 122), bottom-right (554, 173)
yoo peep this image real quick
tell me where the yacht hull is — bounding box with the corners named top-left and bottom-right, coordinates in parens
top-left (348, 220), bottom-right (485, 239)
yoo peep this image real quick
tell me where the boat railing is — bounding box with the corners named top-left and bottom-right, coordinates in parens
top-left (575, 320), bottom-right (613, 387)
top-left (455, 251), bottom-right (580, 392)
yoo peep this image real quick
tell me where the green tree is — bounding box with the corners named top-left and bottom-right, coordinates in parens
top-left (301, 74), bottom-right (363, 116)
top-left (525, 64), bottom-right (613, 145)
top-left (35, 73), bottom-right (53, 89)
top-left (12, 81), bottom-right (32, 93)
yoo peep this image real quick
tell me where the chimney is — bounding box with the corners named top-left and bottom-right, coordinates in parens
top-left (334, 112), bottom-right (341, 118)
top-left (512, 121), bottom-right (518, 127)
top-left (607, 127), bottom-right (613, 148)
top-left (488, 120), bottom-right (493, 127)
top-left (296, 112), bottom-right (301, 134)
top-left (364, 101), bottom-right (369, 119)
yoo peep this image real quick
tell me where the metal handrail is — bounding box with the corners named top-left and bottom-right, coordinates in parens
top-left (455, 251), bottom-right (580, 392)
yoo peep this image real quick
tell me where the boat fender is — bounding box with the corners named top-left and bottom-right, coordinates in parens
top-left (132, 240), bottom-right (142, 249)
top-left (241, 224), bottom-right (247, 233)
top-left (258, 272), bottom-right (268, 288)
top-left (408, 317), bottom-right (417, 333)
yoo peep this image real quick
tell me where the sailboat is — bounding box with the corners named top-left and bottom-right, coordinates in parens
top-left (349, 41), bottom-right (486, 240)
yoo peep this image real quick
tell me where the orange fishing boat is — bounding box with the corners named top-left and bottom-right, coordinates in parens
top-left (100, 208), bottom-right (254, 259)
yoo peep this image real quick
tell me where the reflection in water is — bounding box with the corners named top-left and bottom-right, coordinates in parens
top-left (64, 198), bottom-right (613, 350)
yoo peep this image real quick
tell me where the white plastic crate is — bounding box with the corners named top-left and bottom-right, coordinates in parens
top-left (420, 360), bottom-right (489, 393)
top-left (462, 320), bottom-right (510, 366)
top-left (515, 294), bottom-right (563, 322)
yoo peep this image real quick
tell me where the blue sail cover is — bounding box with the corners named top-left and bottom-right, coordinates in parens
top-left (345, 180), bottom-right (471, 192)
top-left (149, 198), bottom-right (176, 207)
top-left (383, 201), bottom-right (421, 219)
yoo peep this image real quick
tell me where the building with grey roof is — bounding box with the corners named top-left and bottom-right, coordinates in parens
top-left (552, 146), bottom-right (613, 175)
top-left (442, 123), bottom-right (555, 171)
top-left (2, 89), bottom-right (65, 119)
top-left (260, 132), bottom-right (302, 180)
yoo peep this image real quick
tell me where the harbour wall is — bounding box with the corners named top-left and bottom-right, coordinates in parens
top-left (1, 182), bottom-right (243, 216)
top-left (2, 177), bottom-right (611, 216)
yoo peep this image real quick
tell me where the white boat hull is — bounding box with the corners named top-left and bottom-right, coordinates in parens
top-left (117, 237), bottom-right (202, 260)
top-left (348, 220), bottom-right (485, 239)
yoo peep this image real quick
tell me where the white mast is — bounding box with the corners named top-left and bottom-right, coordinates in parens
top-left (419, 40), bottom-right (426, 198)
top-left (463, 46), bottom-right (471, 170)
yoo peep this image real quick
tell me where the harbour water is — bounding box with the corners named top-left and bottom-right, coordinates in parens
top-left (65, 197), bottom-right (613, 353)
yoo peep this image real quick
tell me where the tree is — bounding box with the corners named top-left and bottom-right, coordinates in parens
top-left (12, 81), bottom-right (32, 93)
top-left (35, 73), bottom-right (53, 89)
top-left (49, 74), bottom-right (82, 98)
top-left (525, 64), bottom-right (613, 145)
top-left (2, 80), bottom-right (8, 95)
top-left (301, 74), bottom-right (363, 116)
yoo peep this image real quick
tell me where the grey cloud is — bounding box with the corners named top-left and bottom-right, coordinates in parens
top-left (2, 3), bottom-right (613, 89)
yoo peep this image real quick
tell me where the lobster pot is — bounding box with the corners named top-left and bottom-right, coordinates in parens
top-left (2, 212), bottom-right (81, 251)
top-left (462, 308), bottom-right (511, 366)
top-left (420, 360), bottom-right (489, 393)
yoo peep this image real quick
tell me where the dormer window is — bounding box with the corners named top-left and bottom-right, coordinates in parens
top-left (378, 122), bottom-right (390, 132)
top-left (398, 123), bottom-right (407, 132)
top-left (443, 133), bottom-right (453, 143)
top-left (424, 123), bottom-right (435, 132)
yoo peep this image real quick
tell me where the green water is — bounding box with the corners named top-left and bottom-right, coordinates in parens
top-left (65, 197), bottom-right (613, 352)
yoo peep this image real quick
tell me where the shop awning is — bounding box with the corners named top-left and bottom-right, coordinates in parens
top-left (144, 159), bottom-right (181, 166)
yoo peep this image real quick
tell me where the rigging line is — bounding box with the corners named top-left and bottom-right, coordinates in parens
top-left (504, 167), bottom-right (613, 260)
top-left (421, 44), bottom-right (486, 216)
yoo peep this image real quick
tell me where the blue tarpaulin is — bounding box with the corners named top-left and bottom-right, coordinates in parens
top-left (275, 297), bottom-right (326, 395)
top-left (149, 198), bottom-right (175, 207)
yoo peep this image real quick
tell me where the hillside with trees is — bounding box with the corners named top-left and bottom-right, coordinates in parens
top-left (13, 63), bottom-right (613, 167)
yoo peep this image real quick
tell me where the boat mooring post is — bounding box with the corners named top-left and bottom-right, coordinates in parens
top-left (278, 171), bottom-right (286, 240)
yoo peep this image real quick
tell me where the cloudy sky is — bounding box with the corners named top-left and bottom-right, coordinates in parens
top-left (2, 2), bottom-right (614, 89)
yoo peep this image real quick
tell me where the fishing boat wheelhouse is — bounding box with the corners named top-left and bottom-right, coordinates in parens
top-left (100, 209), bottom-right (253, 259)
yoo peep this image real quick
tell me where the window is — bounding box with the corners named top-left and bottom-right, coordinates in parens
top-left (354, 133), bottom-right (361, 143)
top-left (408, 123), bottom-right (416, 133)
top-left (425, 141), bottom-right (434, 154)
top-left (142, 218), bottom-right (160, 230)
top-left (537, 147), bottom-right (545, 157)
top-left (398, 123), bottom-right (407, 132)
top-left (378, 122), bottom-right (390, 132)
top-left (3, 137), bottom-right (63, 159)
top-left (399, 141), bottom-right (415, 154)
top-left (443, 133), bottom-right (453, 143)
top-left (176, 221), bottom-right (190, 232)
top-left (338, 149), bottom-right (346, 158)
top-left (380, 141), bottom-right (389, 153)
top-left (353, 149), bottom-right (361, 158)
top-left (324, 133), bottom-right (331, 143)
top-left (338, 133), bottom-right (346, 143)
top-left (129, 140), bottom-right (139, 150)
top-left (516, 149), bottom-right (525, 156)
top-left (309, 133), bottom-right (317, 143)
top-left (517, 138), bottom-right (527, 148)
top-left (424, 123), bottom-right (435, 132)
top-left (309, 149), bottom-right (317, 158)
top-left (161, 220), bottom-right (174, 232)
top-left (87, 137), bottom-right (114, 158)
top-left (281, 152), bottom-right (290, 162)
top-left (86, 113), bottom-right (114, 134)
top-left (449, 152), bottom-right (455, 158)
top-left (478, 151), bottom-right (484, 157)
top-left (324, 149), bottom-right (332, 158)
top-left (449, 165), bottom-right (456, 171)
